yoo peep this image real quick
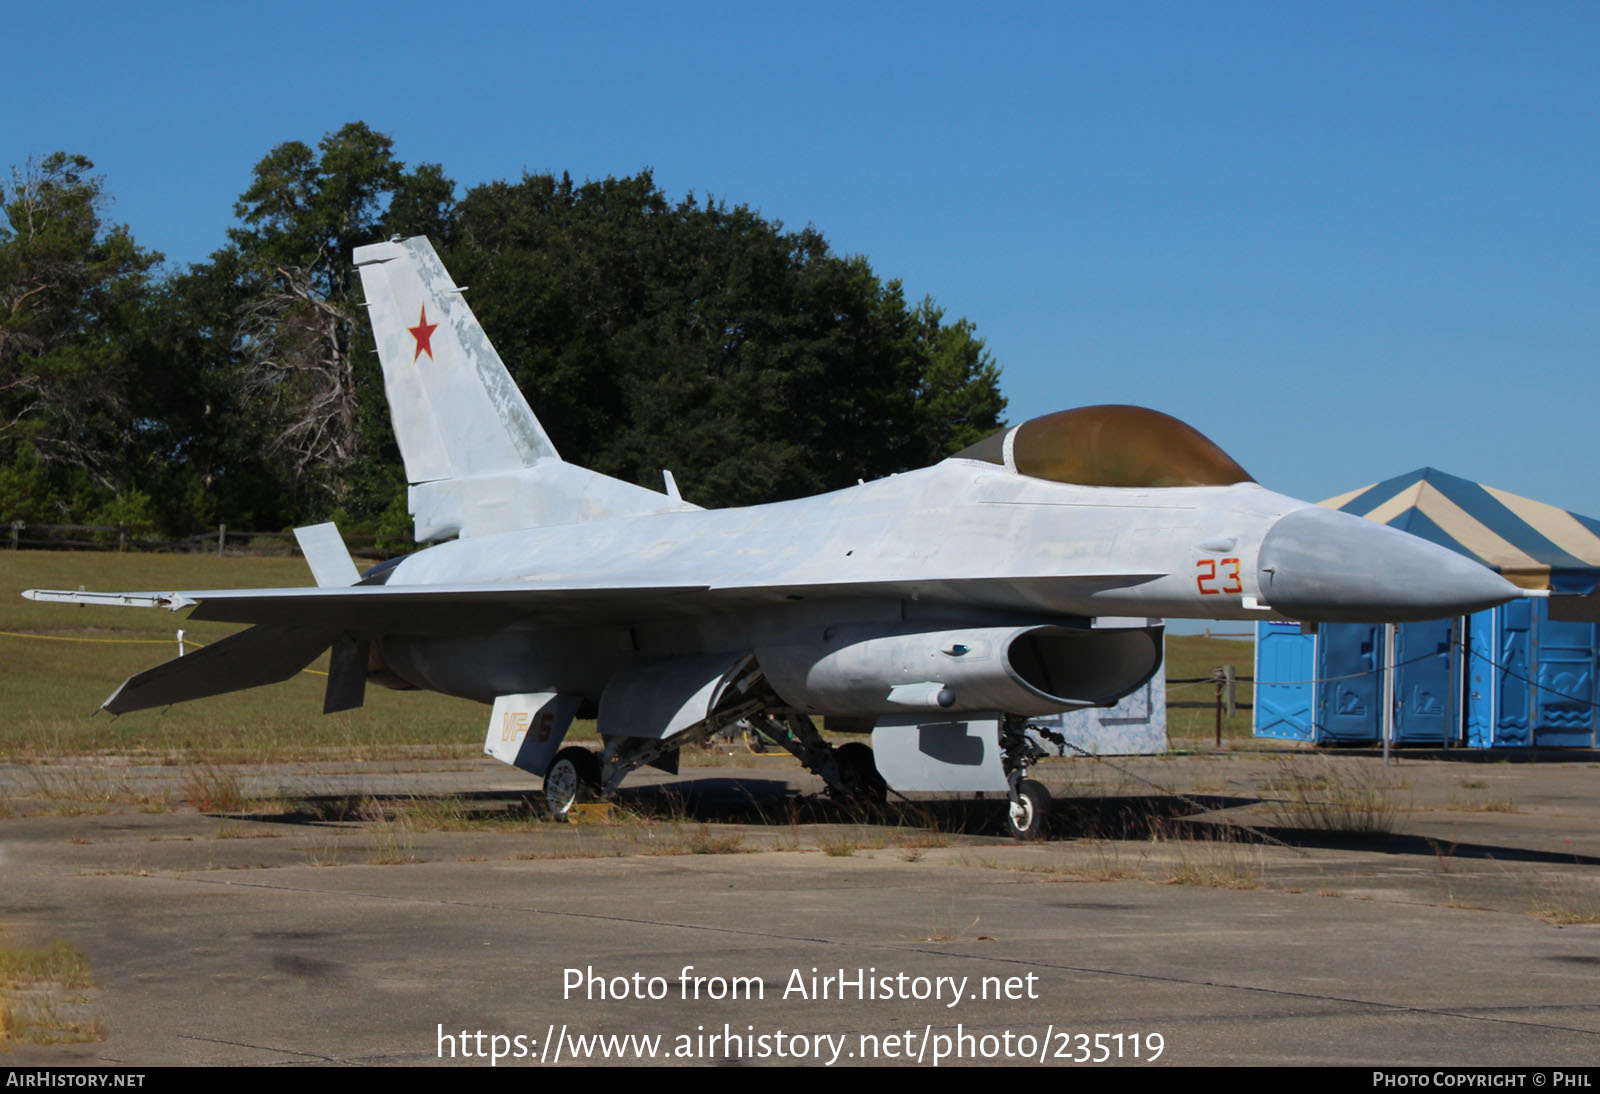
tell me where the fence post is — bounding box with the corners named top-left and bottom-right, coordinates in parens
top-left (1213, 671), bottom-right (1223, 747)
top-left (118, 522), bottom-right (127, 552)
top-left (217, 523), bottom-right (227, 558)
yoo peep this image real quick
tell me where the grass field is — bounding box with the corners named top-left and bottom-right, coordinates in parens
top-left (1161, 633), bottom-right (1256, 743)
top-left (0, 550), bottom-right (1257, 760)
top-left (0, 551), bottom-right (485, 761)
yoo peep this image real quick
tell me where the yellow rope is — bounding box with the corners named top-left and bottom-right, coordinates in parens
top-left (0, 629), bottom-right (182, 645)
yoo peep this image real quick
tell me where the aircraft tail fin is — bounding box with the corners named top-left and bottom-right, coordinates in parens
top-left (354, 236), bottom-right (556, 484)
top-left (354, 237), bottom-right (694, 540)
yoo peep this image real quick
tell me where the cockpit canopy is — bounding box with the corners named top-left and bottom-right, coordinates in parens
top-left (952, 405), bottom-right (1254, 489)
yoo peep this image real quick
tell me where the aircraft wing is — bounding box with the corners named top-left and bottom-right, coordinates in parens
top-left (22, 582), bottom-right (712, 633)
top-left (23, 570), bottom-right (1164, 632)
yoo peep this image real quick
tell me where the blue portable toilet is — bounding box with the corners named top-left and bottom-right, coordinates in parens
top-left (1391, 618), bottom-right (1459, 744)
top-left (1253, 622), bottom-right (1386, 744)
top-left (1254, 622), bottom-right (1315, 741)
top-left (1255, 469), bottom-right (1600, 748)
top-left (1463, 599), bottom-right (1598, 748)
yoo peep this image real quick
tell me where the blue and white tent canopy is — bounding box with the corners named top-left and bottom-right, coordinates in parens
top-left (1321, 468), bottom-right (1600, 596)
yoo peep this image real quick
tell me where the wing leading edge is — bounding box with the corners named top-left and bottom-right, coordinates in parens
top-left (23, 570), bottom-right (1165, 632)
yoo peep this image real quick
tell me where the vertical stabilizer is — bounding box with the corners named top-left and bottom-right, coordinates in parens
top-left (354, 237), bottom-right (696, 540)
top-left (354, 237), bottom-right (555, 483)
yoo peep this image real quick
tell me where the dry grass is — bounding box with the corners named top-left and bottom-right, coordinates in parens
top-left (181, 764), bottom-right (246, 812)
top-left (1531, 884), bottom-right (1600, 926)
top-left (817, 830), bottom-right (867, 857)
top-left (1161, 835), bottom-right (1263, 890)
top-left (304, 841), bottom-right (344, 867)
top-left (1261, 756), bottom-right (1400, 835)
top-left (907, 913), bottom-right (982, 943)
top-left (358, 799), bottom-right (420, 864)
top-left (683, 824), bottom-right (746, 855)
top-left (291, 794), bottom-right (368, 823)
top-left (1442, 792), bottom-right (1520, 814)
top-left (394, 793), bottom-right (477, 831)
top-left (214, 822), bottom-right (278, 840)
top-left (16, 767), bottom-right (173, 816)
top-left (0, 941), bottom-right (103, 1047)
top-left (1069, 840), bottom-right (1150, 882)
top-left (0, 942), bottom-right (93, 991)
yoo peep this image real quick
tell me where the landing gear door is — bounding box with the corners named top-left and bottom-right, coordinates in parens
top-left (486, 693), bottom-right (582, 775)
top-left (871, 714), bottom-right (1010, 793)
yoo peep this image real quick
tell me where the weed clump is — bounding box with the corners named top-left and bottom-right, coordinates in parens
top-left (181, 765), bottom-right (245, 812)
top-left (1263, 757), bottom-right (1400, 836)
top-left (0, 940), bottom-right (103, 1047)
top-left (1532, 884), bottom-right (1600, 926)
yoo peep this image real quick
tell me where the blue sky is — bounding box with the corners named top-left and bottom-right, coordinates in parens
top-left (9, 1), bottom-right (1598, 515)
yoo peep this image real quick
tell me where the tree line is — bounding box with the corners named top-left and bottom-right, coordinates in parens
top-left (0, 123), bottom-right (1005, 548)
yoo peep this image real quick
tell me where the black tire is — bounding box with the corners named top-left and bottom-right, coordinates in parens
top-left (544, 746), bottom-right (601, 819)
top-left (1005, 779), bottom-right (1052, 840)
top-left (833, 741), bottom-right (888, 804)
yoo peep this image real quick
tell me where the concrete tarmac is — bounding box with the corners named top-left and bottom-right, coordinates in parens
top-left (1, 748), bottom-right (1597, 1067)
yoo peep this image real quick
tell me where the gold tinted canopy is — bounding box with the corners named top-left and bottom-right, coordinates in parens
top-left (952, 405), bottom-right (1255, 488)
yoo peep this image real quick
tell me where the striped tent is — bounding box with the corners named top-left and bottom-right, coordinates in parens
top-left (1320, 467), bottom-right (1600, 598)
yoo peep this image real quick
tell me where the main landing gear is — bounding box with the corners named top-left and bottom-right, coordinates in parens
top-left (543, 746), bottom-right (602, 820)
top-left (539, 689), bottom-right (1055, 839)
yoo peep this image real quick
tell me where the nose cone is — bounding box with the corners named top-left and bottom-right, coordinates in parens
top-left (1259, 506), bottom-right (1521, 622)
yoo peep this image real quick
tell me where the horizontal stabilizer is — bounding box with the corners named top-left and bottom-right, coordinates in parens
top-left (102, 625), bottom-right (333, 715)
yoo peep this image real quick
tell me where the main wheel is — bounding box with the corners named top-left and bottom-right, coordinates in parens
top-left (544, 746), bottom-right (601, 820)
top-left (833, 741), bottom-right (888, 804)
top-left (1005, 778), bottom-right (1052, 840)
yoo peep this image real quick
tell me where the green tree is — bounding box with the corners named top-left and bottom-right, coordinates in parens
top-left (2, 130), bottom-right (1002, 536)
top-left (0, 153), bottom-right (162, 520)
top-left (446, 171), bottom-right (1005, 508)
top-left (222, 122), bottom-right (453, 518)
top-left (902, 300), bottom-right (1006, 466)
top-left (128, 246), bottom-right (286, 533)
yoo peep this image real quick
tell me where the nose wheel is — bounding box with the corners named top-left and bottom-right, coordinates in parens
top-left (1005, 778), bottom-right (1052, 840)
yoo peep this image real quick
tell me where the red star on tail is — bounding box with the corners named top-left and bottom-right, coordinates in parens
top-left (408, 305), bottom-right (439, 361)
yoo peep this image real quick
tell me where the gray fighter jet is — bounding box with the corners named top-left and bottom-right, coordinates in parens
top-left (24, 238), bottom-right (1524, 837)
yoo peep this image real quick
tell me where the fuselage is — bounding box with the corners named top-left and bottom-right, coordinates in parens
top-left (372, 457), bottom-right (1516, 707)
top-left (388, 459), bottom-right (1301, 619)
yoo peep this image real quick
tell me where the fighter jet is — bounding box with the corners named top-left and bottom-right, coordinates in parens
top-left (24, 237), bottom-right (1524, 837)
